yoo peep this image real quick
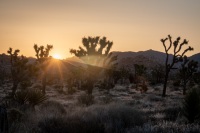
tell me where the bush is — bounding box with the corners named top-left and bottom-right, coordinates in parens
top-left (101, 95), bottom-right (113, 104)
top-left (182, 87), bottom-right (200, 123)
top-left (14, 88), bottom-right (47, 107)
top-left (7, 108), bottom-right (24, 126)
top-left (105, 104), bottom-right (146, 132)
top-left (162, 107), bottom-right (181, 121)
top-left (77, 93), bottom-right (94, 106)
top-left (173, 80), bottom-right (181, 87)
top-left (67, 87), bottom-right (76, 94)
top-left (38, 103), bottom-right (145, 133)
top-left (39, 101), bottom-right (66, 115)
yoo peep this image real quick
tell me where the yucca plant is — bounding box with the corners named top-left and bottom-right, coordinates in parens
top-left (14, 89), bottom-right (47, 108)
top-left (14, 91), bottom-right (28, 105)
top-left (27, 89), bottom-right (47, 107)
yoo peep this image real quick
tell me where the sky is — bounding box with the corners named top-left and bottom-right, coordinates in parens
top-left (0, 0), bottom-right (200, 59)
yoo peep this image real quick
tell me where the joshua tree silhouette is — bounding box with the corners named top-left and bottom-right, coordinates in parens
top-left (34, 44), bottom-right (53, 94)
top-left (161, 35), bottom-right (193, 97)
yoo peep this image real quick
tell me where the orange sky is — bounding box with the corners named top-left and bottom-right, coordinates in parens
top-left (0, 0), bottom-right (200, 59)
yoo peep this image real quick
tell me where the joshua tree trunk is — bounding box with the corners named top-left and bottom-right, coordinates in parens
top-left (42, 77), bottom-right (46, 94)
top-left (11, 81), bottom-right (18, 97)
top-left (163, 74), bottom-right (168, 97)
top-left (42, 75), bottom-right (46, 94)
top-left (161, 35), bottom-right (193, 97)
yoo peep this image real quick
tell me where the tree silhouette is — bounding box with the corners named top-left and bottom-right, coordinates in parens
top-left (70, 36), bottom-right (115, 95)
top-left (161, 35), bottom-right (193, 97)
top-left (70, 36), bottom-right (113, 66)
top-left (34, 44), bottom-right (53, 94)
top-left (7, 48), bottom-right (30, 97)
top-left (134, 64), bottom-right (146, 77)
top-left (150, 64), bottom-right (165, 84)
top-left (179, 56), bottom-right (198, 95)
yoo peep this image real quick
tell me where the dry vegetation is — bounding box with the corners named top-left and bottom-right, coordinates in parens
top-left (1, 81), bottom-right (200, 133)
top-left (0, 36), bottom-right (200, 133)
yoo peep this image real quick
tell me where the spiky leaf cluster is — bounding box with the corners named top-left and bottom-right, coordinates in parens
top-left (34, 44), bottom-right (53, 62)
top-left (70, 36), bottom-right (113, 65)
top-left (7, 48), bottom-right (34, 96)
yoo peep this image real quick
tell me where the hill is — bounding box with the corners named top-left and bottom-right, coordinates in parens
top-left (112, 49), bottom-right (200, 69)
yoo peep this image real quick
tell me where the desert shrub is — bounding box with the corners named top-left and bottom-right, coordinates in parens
top-left (67, 87), bottom-right (76, 94)
top-left (31, 83), bottom-right (42, 90)
top-left (139, 83), bottom-right (148, 93)
top-left (182, 87), bottom-right (200, 123)
top-left (14, 90), bottom-right (28, 105)
top-left (146, 94), bottom-right (163, 102)
top-left (127, 121), bottom-right (200, 133)
top-left (38, 103), bottom-right (145, 133)
top-left (105, 104), bottom-right (146, 132)
top-left (53, 84), bottom-right (64, 94)
top-left (38, 114), bottom-right (104, 133)
top-left (77, 93), bottom-right (94, 106)
top-left (100, 95), bottom-right (113, 104)
top-left (162, 107), bottom-right (181, 121)
top-left (14, 88), bottom-right (47, 108)
top-left (19, 80), bottom-right (32, 90)
top-left (39, 101), bottom-right (66, 115)
top-left (173, 80), bottom-right (181, 87)
top-left (38, 116), bottom-right (67, 133)
top-left (7, 108), bottom-right (24, 125)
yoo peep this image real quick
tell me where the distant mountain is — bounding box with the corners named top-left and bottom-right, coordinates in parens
top-left (189, 53), bottom-right (200, 64)
top-left (112, 49), bottom-right (200, 69)
top-left (112, 49), bottom-right (173, 64)
top-left (1, 50), bottom-right (200, 73)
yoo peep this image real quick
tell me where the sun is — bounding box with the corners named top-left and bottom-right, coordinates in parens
top-left (53, 54), bottom-right (62, 59)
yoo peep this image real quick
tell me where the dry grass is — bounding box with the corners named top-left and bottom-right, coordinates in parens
top-left (1, 82), bottom-right (200, 133)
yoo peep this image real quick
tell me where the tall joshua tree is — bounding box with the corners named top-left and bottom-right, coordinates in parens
top-left (179, 56), bottom-right (198, 95)
top-left (70, 36), bottom-right (115, 95)
top-left (7, 48), bottom-right (29, 97)
top-left (70, 36), bottom-right (113, 66)
top-left (34, 44), bottom-right (53, 94)
top-left (161, 35), bottom-right (193, 97)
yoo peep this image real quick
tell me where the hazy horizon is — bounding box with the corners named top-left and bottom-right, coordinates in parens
top-left (0, 0), bottom-right (200, 59)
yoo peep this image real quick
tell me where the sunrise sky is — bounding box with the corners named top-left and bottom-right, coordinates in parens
top-left (0, 0), bottom-right (199, 59)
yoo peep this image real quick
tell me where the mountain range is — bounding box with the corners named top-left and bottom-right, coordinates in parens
top-left (0, 49), bottom-right (199, 71)
top-left (112, 49), bottom-right (200, 69)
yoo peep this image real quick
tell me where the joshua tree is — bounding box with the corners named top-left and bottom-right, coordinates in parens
top-left (150, 64), bottom-right (165, 84)
top-left (0, 66), bottom-right (6, 86)
top-left (70, 36), bottom-right (115, 95)
top-left (179, 56), bottom-right (198, 95)
top-left (34, 44), bottom-right (53, 94)
top-left (7, 48), bottom-right (30, 97)
top-left (161, 35), bottom-right (194, 97)
top-left (134, 64), bottom-right (146, 77)
top-left (70, 36), bottom-right (113, 66)
top-left (101, 52), bottom-right (118, 91)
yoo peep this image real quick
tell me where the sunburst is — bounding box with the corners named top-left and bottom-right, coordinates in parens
top-left (53, 54), bottom-right (62, 59)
